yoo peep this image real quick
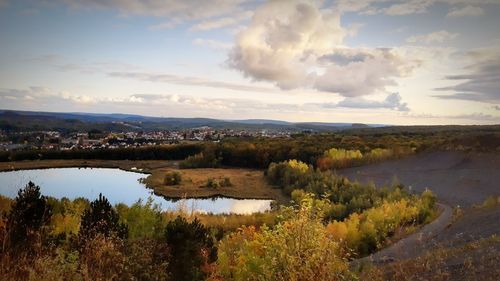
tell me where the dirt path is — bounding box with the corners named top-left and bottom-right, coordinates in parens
top-left (361, 203), bottom-right (453, 263)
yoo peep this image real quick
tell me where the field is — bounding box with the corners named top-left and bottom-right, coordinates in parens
top-left (145, 167), bottom-right (287, 202)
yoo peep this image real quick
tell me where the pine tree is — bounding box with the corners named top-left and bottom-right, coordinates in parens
top-left (165, 216), bottom-right (217, 281)
top-left (5, 181), bottom-right (52, 251)
top-left (78, 193), bottom-right (128, 242)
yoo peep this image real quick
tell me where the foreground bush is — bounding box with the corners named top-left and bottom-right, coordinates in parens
top-left (214, 195), bottom-right (352, 281)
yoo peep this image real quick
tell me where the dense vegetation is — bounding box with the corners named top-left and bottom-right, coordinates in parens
top-left (2, 126), bottom-right (496, 280)
top-left (0, 157), bottom-right (437, 280)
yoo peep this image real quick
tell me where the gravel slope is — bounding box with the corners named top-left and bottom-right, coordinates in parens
top-left (339, 151), bottom-right (500, 207)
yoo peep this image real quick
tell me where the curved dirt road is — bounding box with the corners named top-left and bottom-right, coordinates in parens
top-left (342, 151), bottom-right (500, 264)
top-left (362, 203), bottom-right (453, 263)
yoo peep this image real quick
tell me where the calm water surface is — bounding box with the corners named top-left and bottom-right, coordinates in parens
top-left (0, 168), bottom-right (272, 214)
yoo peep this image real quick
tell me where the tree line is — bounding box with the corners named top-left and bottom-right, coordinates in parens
top-left (0, 144), bottom-right (202, 162)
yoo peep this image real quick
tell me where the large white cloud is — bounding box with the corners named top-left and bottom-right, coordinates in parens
top-left (228, 0), bottom-right (417, 97)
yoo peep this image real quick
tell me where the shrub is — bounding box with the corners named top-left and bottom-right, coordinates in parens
top-left (479, 196), bottom-right (500, 208)
top-left (125, 239), bottom-right (169, 281)
top-left (214, 194), bottom-right (351, 281)
top-left (317, 147), bottom-right (414, 170)
top-left (115, 198), bottom-right (166, 239)
top-left (27, 249), bottom-right (81, 281)
top-left (205, 178), bottom-right (220, 189)
top-left (205, 177), bottom-right (232, 189)
top-left (220, 177), bottom-right (232, 187)
top-left (326, 197), bottom-right (432, 257)
top-left (164, 171), bottom-right (182, 186)
top-left (79, 234), bottom-right (129, 280)
top-left (266, 159), bottom-right (312, 190)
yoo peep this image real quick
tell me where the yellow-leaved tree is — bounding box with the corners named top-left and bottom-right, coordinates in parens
top-left (213, 194), bottom-right (352, 281)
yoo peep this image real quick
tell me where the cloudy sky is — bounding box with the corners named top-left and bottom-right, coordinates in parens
top-left (0, 0), bottom-right (499, 125)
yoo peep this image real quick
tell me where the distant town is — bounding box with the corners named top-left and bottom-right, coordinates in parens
top-left (0, 127), bottom-right (292, 152)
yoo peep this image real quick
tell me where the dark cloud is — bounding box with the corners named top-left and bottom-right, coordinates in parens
top-left (108, 72), bottom-right (276, 93)
top-left (322, 93), bottom-right (409, 111)
top-left (61, 0), bottom-right (248, 20)
top-left (433, 47), bottom-right (500, 104)
top-left (318, 51), bottom-right (374, 66)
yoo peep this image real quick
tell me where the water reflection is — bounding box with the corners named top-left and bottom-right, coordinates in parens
top-left (0, 168), bottom-right (273, 214)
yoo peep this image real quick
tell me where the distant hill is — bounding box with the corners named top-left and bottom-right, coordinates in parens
top-left (0, 109), bottom-right (383, 133)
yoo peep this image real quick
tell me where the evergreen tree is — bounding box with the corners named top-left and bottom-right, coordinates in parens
top-left (5, 181), bottom-right (52, 251)
top-left (165, 216), bottom-right (217, 281)
top-left (79, 193), bottom-right (127, 242)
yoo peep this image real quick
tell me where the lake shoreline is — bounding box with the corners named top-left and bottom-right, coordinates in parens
top-left (0, 159), bottom-right (172, 174)
top-left (0, 160), bottom-right (286, 202)
top-left (0, 165), bottom-right (275, 214)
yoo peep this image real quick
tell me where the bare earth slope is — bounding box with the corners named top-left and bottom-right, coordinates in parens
top-left (345, 151), bottom-right (500, 279)
top-left (339, 151), bottom-right (500, 207)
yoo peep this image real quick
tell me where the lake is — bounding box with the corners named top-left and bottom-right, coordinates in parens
top-left (0, 168), bottom-right (273, 214)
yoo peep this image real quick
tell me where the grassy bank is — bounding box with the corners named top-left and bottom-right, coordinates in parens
top-left (146, 167), bottom-right (287, 203)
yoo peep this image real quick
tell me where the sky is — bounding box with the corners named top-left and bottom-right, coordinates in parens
top-left (0, 0), bottom-right (499, 125)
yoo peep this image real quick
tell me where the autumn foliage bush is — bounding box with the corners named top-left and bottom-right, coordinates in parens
top-left (213, 195), bottom-right (352, 281)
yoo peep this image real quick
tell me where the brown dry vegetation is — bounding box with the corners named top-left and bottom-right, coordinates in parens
top-left (145, 168), bottom-right (287, 203)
